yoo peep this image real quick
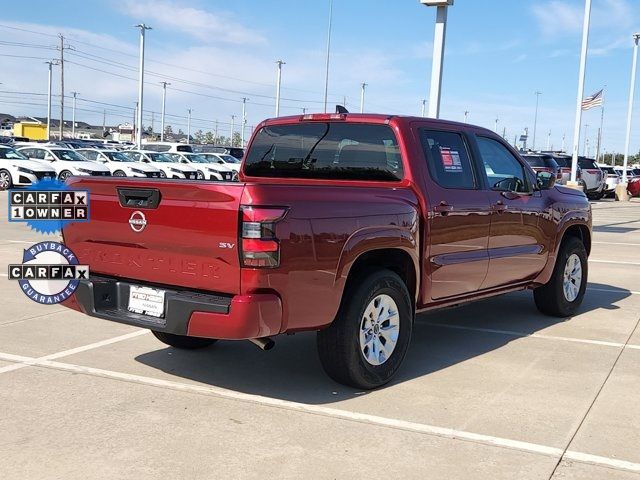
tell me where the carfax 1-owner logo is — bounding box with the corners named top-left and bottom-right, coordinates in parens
top-left (7, 178), bottom-right (89, 234)
top-left (8, 242), bottom-right (89, 305)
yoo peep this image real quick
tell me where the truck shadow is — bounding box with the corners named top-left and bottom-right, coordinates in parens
top-left (135, 283), bottom-right (632, 404)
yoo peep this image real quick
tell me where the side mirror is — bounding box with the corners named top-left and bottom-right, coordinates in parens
top-left (536, 171), bottom-right (556, 190)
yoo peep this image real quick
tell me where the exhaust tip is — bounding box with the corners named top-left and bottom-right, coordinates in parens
top-left (248, 337), bottom-right (275, 351)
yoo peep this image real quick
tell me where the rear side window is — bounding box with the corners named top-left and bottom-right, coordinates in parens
top-left (244, 122), bottom-right (403, 181)
top-left (419, 130), bottom-right (476, 189)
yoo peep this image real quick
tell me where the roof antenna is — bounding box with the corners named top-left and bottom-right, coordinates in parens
top-left (335, 105), bottom-right (349, 114)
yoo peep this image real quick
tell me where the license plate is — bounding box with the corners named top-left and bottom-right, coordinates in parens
top-left (128, 285), bottom-right (166, 318)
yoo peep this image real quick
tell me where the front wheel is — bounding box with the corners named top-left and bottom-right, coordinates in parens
top-left (0, 169), bottom-right (13, 191)
top-left (151, 331), bottom-right (217, 349)
top-left (58, 170), bottom-right (72, 181)
top-left (533, 237), bottom-right (588, 317)
top-left (113, 170), bottom-right (126, 177)
top-left (317, 269), bottom-right (413, 389)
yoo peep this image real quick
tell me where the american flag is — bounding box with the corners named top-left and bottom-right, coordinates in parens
top-left (582, 89), bottom-right (604, 110)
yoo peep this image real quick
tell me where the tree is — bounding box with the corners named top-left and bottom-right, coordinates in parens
top-left (232, 131), bottom-right (242, 147)
top-left (193, 129), bottom-right (205, 143)
top-left (204, 131), bottom-right (215, 144)
top-left (178, 128), bottom-right (184, 135)
top-left (164, 125), bottom-right (173, 135)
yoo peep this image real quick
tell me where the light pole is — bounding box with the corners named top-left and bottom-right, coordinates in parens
top-left (532, 90), bottom-right (542, 150)
top-left (421, 99), bottom-right (427, 117)
top-left (160, 81), bottom-right (170, 142)
top-left (323, 0), bottom-right (333, 113)
top-left (230, 115), bottom-right (235, 146)
top-left (421, 0), bottom-right (453, 118)
top-left (569, 0), bottom-right (592, 187)
top-left (45, 60), bottom-right (56, 141)
top-left (494, 116), bottom-right (499, 133)
top-left (241, 97), bottom-right (248, 147)
top-left (214, 120), bottom-right (218, 145)
top-left (275, 60), bottom-right (285, 117)
top-left (360, 82), bottom-right (367, 113)
top-left (71, 91), bottom-right (78, 139)
top-left (134, 23), bottom-right (152, 149)
top-left (619, 33), bottom-right (640, 200)
top-left (187, 108), bottom-right (192, 144)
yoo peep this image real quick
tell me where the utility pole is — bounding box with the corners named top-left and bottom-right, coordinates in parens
top-left (621, 33), bottom-right (640, 193)
top-left (57, 34), bottom-right (72, 140)
top-left (134, 23), bottom-right (152, 148)
top-left (230, 115), bottom-right (235, 146)
top-left (45, 60), bottom-right (57, 141)
top-left (360, 82), bottom-right (367, 113)
top-left (464, 110), bottom-right (469, 123)
top-left (275, 60), bottom-right (285, 117)
top-left (150, 111), bottom-right (155, 137)
top-left (102, 109), bottom-right (106, 135)
top-left (241, 97), bottom-right (248, 147)
top-left (502, 126), bottom-right (506, 139)
top-left (562, 133), bottom-right (566, 152)
top-left (160, 81), bottom-right (170, 142)
top-left (532, 90), bottom-right (542, 150)
top-left (187, 108), bottom-right (192, 144)
top-left (421, 99), bottom-right (427, 117)
top-left (71, 91), bottom-right (78, 139)
top-left (323, 0), bottom-right (333, 113)
top-left (133, 102), bottom-right (138, 141)
top-left (424, 1), bottom-right (452, 118)
top-left (547, 130), bottom-right (551, 150)
top-left (596, 88), bottom-right (605, 162)
top-left (214, 120), bottom-right (218, 145)
top-left (302, 107), bottom-right (307, 115)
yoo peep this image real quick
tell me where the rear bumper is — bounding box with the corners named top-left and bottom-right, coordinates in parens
top-left (63, 275), bottom-right (282, 339)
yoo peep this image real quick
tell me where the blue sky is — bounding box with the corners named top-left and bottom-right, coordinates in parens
top-left (0, 0), bottom-right (638, 154)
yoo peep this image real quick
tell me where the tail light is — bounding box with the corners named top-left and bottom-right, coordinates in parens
top-left (240, 206), bottom-right (288, 268)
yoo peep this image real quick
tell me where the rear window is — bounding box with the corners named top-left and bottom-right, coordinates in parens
top-left (144, 144), bottom-right (170, 152)
top-left (553, 156), bottom-right (572, 168)
top-left (578, 158), bottom-right (598, 169)
top-left (175, 145), bottom-right (193, 153)
top-left (522, 155), bottom-right (546, 167)
top-left (244, 122), bottom-right (403, 181)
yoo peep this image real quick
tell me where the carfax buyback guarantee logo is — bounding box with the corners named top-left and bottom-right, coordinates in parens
top-left (8, 242), bottom-right (89, 304)
top-left (8, 178), bottom-right (89, 234)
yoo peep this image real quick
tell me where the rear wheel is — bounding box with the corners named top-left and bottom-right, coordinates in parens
top-left (0, 169), bottom-right (12, 190)
top-left (58, 170), bottom-right (72, 181)
top-left (113, 170), bottom-right (126, 177)
top-left (534, 237), bottom-right (587, 317)
top-left (317, 269), bottom-right (413, 389)
top-left (151, 331), bottom-right (217, 349)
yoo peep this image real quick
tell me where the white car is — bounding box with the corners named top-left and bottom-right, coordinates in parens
top-left (76, 149), bottom-right (162, 178)
top-left (123, 150), bottom-right (199, 180)
top-left (17, 146), bottom-right (111, 180)
top-left (141, 142), bottom-right (194, 154)
top-left (200, 153), bottom-right (241, 173)
top-left (0, 146), bottom-right (57, 190)
top-left (168, 152), bottom-right (235, 181)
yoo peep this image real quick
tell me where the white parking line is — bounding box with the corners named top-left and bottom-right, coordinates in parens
top-left (590, 259), bottom-right (640, 266)
top-left (593, 241), bottom-right (640, 247)
top-left (0, 330), bottom-right (148, 374)
top-left (421, 322), bottom-right (640, 350)
top-left (0, 352), bottom-right (638, 474)
top-left (0, 273), bottom-right (7, 277)
top-left (589, 286), bottom-right (640, 295)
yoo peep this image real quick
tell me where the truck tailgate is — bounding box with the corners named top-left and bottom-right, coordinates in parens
top-left (63, 178), bottom-right (244, 295)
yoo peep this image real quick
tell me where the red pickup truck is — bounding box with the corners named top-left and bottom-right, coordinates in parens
top-left (62, 114), bottom-right (592, 389)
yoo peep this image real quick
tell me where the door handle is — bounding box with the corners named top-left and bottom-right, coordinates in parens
top-left (492, 200), bottom-right (507, 213)
top-left (433, 202), bottom-right (454, 215)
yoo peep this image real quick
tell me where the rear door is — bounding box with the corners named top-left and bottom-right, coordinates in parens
top-left (417, 128), bottom-right (491, 300)
top-left (62, 177), bottom-right (245, 295)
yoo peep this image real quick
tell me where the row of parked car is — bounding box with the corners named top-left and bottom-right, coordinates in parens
top-left (520, 151), bottom-right (640, 199)
top-left (0, 140), bottom-right (244, 190)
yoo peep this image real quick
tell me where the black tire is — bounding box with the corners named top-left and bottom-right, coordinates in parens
top-left (0, 169), bottom-right (13, 191)
top-left (151, 331), bottom-right (217, 349)
top-left (58, 170), bottom-right (72, 181)
top-left (113, 170), bottom-right (126, 177)
top-left (317, 269), bottom-right (413, 389)
top-left (159, 171), bottom-right (167, 178)
top-left (196, 171), bottom-right (205, 180)
top-left (534, 237), bottom-right (588, 317)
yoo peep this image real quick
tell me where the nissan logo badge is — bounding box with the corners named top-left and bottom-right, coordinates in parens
top-left (129, 211), bottom-right (147, 233)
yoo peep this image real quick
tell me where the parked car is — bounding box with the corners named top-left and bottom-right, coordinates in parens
top-left (0, 145), bottom-right (56, 190)
top-left (62, 114), bottom-right (592, 389)
top-left (628, 177), bottom-right (640, 197)
top-left (193, 144), bottom-right (244, 159)
top-left (76, 149), bottom-right (162, 178)
top-left (199, 152), bottom-right (241, 173)
top-left (141, 142), bottom-right (194, 154)
top-left (541, 152), bottom-right (583, 187)
top-left (576, 157), bottom-right (605, 199)
top-left (123, 150), bottom-right (198, 179)
top-left (17, 145), bottom-right (110, 180)
top-left (167, 152), bottom-right (234, 181)
top-left (520, 153), bottom-right (562, 181)
top-left (598, 165), bottom-right (620, 197)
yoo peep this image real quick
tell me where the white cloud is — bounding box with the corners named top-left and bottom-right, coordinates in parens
top-left (117, 0), bottom-right (266, 45)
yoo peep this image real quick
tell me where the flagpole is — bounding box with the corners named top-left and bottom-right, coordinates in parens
top-left (596, 88), bottom-right (605, 162)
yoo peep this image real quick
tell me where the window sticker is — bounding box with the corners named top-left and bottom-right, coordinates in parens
top-left (440, 147), bottom-right (463, 172)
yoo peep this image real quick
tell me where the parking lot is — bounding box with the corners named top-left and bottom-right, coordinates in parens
top-left (0, 193), bottom-right (638, 479)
